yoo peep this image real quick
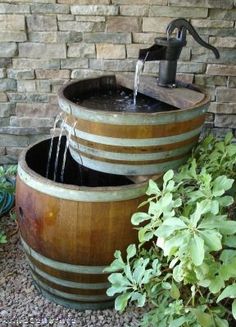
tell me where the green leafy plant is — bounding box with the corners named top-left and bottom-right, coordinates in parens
top-left (0, 165), bottom-right (17, 244)
top-left (105, 133), bottom-right (236, 326)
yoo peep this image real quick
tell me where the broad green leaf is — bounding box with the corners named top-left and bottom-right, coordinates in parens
top-left (163, 234), bottom-right (186, 256)
top-left (217, 284), bottom-right (236, 302)
top-left (223, 235), bottom-right (236, 248)
top-left (146, 179), bottom-right (161, 196)
top-left (169, 316), bottom-right (187, 327)
top-left (220, 260), bottom-right (236, 280)
top-left (131, 212), bottom-right (151, 226)
top-left (115, 292), bottom-right (132, 311)
top-left (232, 299), bottom-right (236, 320)
top-left (224, 131), bottom-right (233, 145)
top-left (131, 292), bottom-right (146, 307)
top-left (199, 230), bottom-right (222, 252)
top-left (108, 273), bottom-right (131, 287)
top-left (126, 244), bottom-right (136, 261)
top-left (220, 250), bottom-right (236, 264)
top-left (192, 308), bottom-right (214, 327)
top-left (138, 228), bottom-right (154, 243)
top-left (189, 234), bottom-right (205, 266)
top-left (163, 169), bottom-right (174, 187)
top-left (170, 282), bottom-right (180, 299)
top-left (209, 276), bottom-right (225, 294)
top-left (106, 285), bottom-right (128, 296)
top-left (133, 258), bottom-right (149, 284)
top-left (212, 176), bottom-right (234, 196)
top-left (214, 316), bottom-right (229, 327)
top-left (161, 218), bottom-right (187, 229)
top-left (216, 220), bottom-right (236, 235)
top-left (173, 263), bottom-right (184, 283)
top-left (218, 195), bottom-right (234, 207)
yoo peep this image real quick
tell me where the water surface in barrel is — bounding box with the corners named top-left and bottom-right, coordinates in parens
top-left (26, 137), bottom-right (133, 188)
top-left (74, 88), bottom-right (176, 113)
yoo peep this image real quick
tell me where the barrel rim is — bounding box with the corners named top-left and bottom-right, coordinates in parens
top-left (58, 74), bottom-right (211, 118)
top-left (18, 136), bottom-right (159, 194)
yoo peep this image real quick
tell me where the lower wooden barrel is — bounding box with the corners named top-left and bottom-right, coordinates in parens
top-left (58, 75), bottom-right (210, 176)
top-left (16, 137), bottom-right (156, 309)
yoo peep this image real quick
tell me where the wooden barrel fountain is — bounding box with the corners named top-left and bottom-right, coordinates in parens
top-left (16, 137), bottom-right (158, 309)
top-left (58, 74), bottom-right (210, 176)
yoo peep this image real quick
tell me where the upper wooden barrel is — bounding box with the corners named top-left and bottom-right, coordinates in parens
top-left (16, 137), bottom-right (156, 309)
top-left (58, 75), bottom-right (210, 176)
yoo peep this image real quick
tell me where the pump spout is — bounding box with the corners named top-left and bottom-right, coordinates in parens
top-left (139, 44), bottom-right (166, 62)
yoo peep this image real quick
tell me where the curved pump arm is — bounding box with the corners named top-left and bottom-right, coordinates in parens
top-left (166, 18), bottom-right (220, 59)
top-left (139, 18), bottom-right (220, 88)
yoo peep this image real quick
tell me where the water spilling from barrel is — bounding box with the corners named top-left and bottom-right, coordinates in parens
top-left (53, 117), bottom-right (66, 181)
top-left (133, 60), bottom-right (145, 106)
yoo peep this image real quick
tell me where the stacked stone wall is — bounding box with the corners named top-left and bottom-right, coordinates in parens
top-left (0, 0), bottom-right (235, 164)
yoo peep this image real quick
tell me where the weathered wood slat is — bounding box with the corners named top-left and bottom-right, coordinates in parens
top-left (116, 73), bottom-right (205, 109)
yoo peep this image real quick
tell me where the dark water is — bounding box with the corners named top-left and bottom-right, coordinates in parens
top-left (75, 88), bottom-right (175, 113)
top-left (26, 137), bottom-right (133, 187)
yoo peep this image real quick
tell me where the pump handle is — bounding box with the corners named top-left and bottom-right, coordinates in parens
top-left (166, 18), bottom-right (220, 59)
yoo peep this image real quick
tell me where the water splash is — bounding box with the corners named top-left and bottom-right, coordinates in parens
top-left (60, 121), bottom-right (77, 183)
top-left (46, 112), bottom-right (64, 179)
top-left (53, 117), bottom-right (67, 181)
top-left (133, 52), bottom-right (149, 106)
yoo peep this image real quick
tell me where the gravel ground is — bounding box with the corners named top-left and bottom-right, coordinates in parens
top-left (0, 214), bottom-right (145, 327)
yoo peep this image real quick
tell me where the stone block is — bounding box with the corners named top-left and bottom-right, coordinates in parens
top-left (0, 59), bottom-right (12, 68)
top-left (71, 5), bottom-right (118, 15)
top-left (0, 147), bottom-right (5, 156)
top-left (0, 93), bottom-right (8, 102)
top-left (192, 48), bottom-right (235, 64)
top-left (58, 0), bottom-right (110, 3)
top-left (61, 58), bottom-right (89, 69)
top-left (17, 80), bottom-right (36, 93)
top-left (215, 114), bottom-right (236, 129)
top-left (191, 19), bottom-right (234, 28)
top-left (0, 79), bottom-right (16, 91)
top-left (19, 43), bottom-right (67, 59)
top-left (0, 32), bottom-right (26, 42)
top-left (7, 69), bottom-right (35, 80)
top-left (143, 17), bottom-right (172, 33)
top-left (0, 15), bottom-right (25, 31)
top-left (10, 117), bottom-right (54, 128)
top-left (0, 4), bottom-right (30, 13)
top-left (149, 6), bottom-right (208, 18)
top-left (58, 21), bottom-right (104, 32)
top-left (89, 59), bottom-right (136, 71)
top-left (209, 37), bottom-right (236, 48)
top-left (28, 32), bottom-right (58, 43)
top-left (126, 44), bottom-right (150, 58)
top-left (194, 75), bottom-right (227, 86)
top-left (8, 93), bottom-right (49, 103)
top-left (132, 33), bottom-right (158, 44)
top-left (21, 63), bottom-right (49, 77)
top-left (68, 43), bottom-right (96, 58)
top-left (57, 31), bottom-right (83, 43)
top-left (107, 17), bottom-right (139, 32)
top-left (57, 14), bottom-right (75, 21)
top-left (75, 16), bottom-right (105, 22)
top-left (143, 62), bottom-right (159, 74)
top-left (36, 80), bottom-right (51, 93)
top-left (71, 69), bottom-right (108, 79)
top-left (112, 0), bottom-right (167, 3)
top-left (206, 64), bottom-right (236, 76)
top-left (176, 73), bottom-right (194, 84)
top-left (216, 88), bottom-right (236, 103)
top-left (51, 80), bottom-right (66, 93)
top-left (6, 147), bottom-right (24, 159)
top-left (83, 32), bottom-right (131, 44)
top-left (35, 69), bottom-right (70, 79)
top-left (0, 134), bottom-right (29, 147)
top-left (0, 68), bottom-right (6, 78)
top-left (0, 43), bottom-right (17, 58)
top-left (27, 15), bottom-right (57, 31)
top-left (96, 44), bottom-right (126, 59)
top-left (193, 28), bottom-right (236, 37)
top-left (31, 4), bottom-right (69, 14)
top-left (0, 103), bottom-right (15, 117)
top-left (120, 5), bottom-right (149, 16)
top-left (16, 103), bottom-right (58, 118)
top-left (229, 77), bottom-right (236, 88)
top-left (0, 155), bottom-right (18, 165)
top-left (208, 103), bottom-right (236, 114)
top-left (209, 8), bottom-right (236, 20)
top-left (168, 0), bottom-right (233, 9)
top-left (0, 118), bottom-right (9, 127)
top-left (177, 62), bottom-right (206, 74)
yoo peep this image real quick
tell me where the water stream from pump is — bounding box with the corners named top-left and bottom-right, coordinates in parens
top-left (46, 112), bottom-right (64, 179)
top-left (53, 117), bottom-right (67, 181)
top-left (60, 121), bottom-right (77, 183)
top-left (133, 52), bottom-right (149, 106)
